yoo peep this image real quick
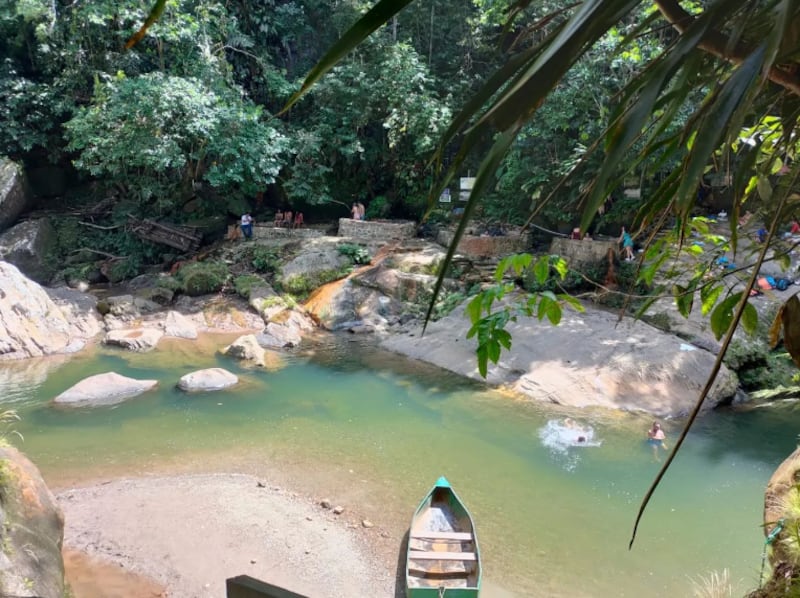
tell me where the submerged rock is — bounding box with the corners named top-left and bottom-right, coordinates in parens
top-left (53, 372), bottom-right (158, 407)
top-left (177, 368), bottom-right (238, 392)
top-left (222, 334), bottom-right (268, 367)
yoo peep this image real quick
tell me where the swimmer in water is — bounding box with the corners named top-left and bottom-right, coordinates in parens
top-left (647, 421), bottom-right (667, 460)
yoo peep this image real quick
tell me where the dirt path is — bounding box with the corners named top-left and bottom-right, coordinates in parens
top-left (57, 474), bottom-right (398, 598)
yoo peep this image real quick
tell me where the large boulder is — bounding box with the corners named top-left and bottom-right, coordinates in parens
top-left (177, 368), bottom-right (238, 392)
top-left (280, 247), bottom-right (350, 294)
top-left (0, 218), bottom-right (58, 283)
top-left (383, 299), bottom-right (738, 418)
top-left (0, 261), bottom-right (96, 360)
top-left (352, 262), bottom-right (462, 303)
top-left (304, 275), bottom-right (403, 331)
top-left (255, 310), bottom-right (315, 347)
top-left (0, 158), bottom-right (31, 231)
top-left (0, 446), bottom-right (65, 598)
top-left (386, 245), bottom-right (446, 274)
top-left (249, 283), bottom-right (288, 321)
top-left (53, 372), bottom-right (158, 407)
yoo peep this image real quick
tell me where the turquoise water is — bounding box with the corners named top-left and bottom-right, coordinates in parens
top-left (0, 334), bottom-right (794, 597)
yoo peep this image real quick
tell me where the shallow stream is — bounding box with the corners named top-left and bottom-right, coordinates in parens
top-left (1, 333), bottom-right (795, 597)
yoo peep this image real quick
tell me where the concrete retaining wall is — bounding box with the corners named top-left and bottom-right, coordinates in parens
top-left (549, 237), bottom-right (618, 266)
top-left (252, 225), bottom-right (325, 240)
top-left (337, 218), bottom-right (416, 241)
top-left (436, 229), bottom-right (531, 259)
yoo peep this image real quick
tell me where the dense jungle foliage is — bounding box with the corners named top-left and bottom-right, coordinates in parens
top-left (0, 0), bottom-right (681, 239)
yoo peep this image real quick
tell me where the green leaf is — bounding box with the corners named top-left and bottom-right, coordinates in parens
top-left (741, 302), bottom-right (758, 336)
top-left (700, 284), bottom-right (724, 316)
top-left (537, 294), bottom-right (551, 321)
top-left (487, 339), bottom-right (501, 363)
top-left (125, 0), bottom-right (167, 49)
top-left (710, 292), bottom-right (742, 340)
top-left (545, 303), bottom-right (562, 326)
top-left (552, 257), bottom-right (569, 279)
top-left (495, 329), bottom-right (512, 350)
top-left (557, 294), bottom-right (585, 312)
top-left (465, 294), bottom-right (483, 325)
top-left (510, 253), bottom-right (533, 277)
top-left (477, 345), bottom-right (488, 378)
top-left (756, 176), bottom-right (773, 201)
top-left (533, 255), bottom-right (550, 285)
top-left (674, 284), bottom-right (694, 318)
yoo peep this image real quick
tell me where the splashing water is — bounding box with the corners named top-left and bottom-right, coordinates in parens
top-left (539, 419), bottom-right (602, 452)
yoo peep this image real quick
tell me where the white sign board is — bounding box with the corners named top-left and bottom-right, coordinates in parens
top-left (459, 177), bottom-right (475, 201)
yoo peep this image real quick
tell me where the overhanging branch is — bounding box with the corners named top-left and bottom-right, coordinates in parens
top-left (654, 0), bottom-right (800, 96)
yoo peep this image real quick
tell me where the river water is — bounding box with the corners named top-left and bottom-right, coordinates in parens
top-left (0, 333), bottom-right (794, 597)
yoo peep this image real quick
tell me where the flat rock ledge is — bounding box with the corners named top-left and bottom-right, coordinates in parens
top-left (177, 368), bottom-right (238, 392)
top-left (53, 372), bottom-right (158, 407)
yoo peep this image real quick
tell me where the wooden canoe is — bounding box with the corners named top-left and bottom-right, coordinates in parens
top-left (406, 476), bottom-right (481, 597)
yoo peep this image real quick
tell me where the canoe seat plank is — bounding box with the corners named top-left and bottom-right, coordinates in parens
top-left (408, 551), bottom-right (476, 561)
top-left (410, 531), bottom-right (472, 541)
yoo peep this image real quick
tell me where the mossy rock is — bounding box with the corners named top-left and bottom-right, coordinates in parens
top-left (0, 446), bottom-right (65, 598)
top-left (281, 268), bottom-right (349, 295)
top-left (234, 274), bottom-right (267, 300)
top-left (136, 286), bottom-right (175, 306)
top-left (177, 261), bottom-right (229, 297)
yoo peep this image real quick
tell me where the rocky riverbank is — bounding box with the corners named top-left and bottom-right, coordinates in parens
top-left (0, 230), bottom-right (744, 417)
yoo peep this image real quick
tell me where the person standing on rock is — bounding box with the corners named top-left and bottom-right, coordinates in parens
top-left (619, 226), bottom-right (634, 261)
top-left (240, 212), bottom-right (254, 240)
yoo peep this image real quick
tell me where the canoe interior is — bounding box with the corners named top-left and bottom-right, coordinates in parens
top-left (406, 484), bottom-right (480, 597)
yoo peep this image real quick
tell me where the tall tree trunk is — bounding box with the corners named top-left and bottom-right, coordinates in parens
top-left (428, 1), bottom-right (435, 66)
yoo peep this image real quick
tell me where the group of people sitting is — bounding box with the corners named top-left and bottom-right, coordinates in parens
top-left (274, 210), bottom-right (304, 229)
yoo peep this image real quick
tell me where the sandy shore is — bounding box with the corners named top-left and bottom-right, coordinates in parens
top-left (57, 473), bottom-right (399, 598)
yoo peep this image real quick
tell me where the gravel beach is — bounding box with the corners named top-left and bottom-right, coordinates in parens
top-left (58, 473), bottom-right (399, 598)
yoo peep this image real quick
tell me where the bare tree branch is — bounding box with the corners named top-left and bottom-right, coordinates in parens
top-left (70, 248), bottom-right (126, 260)
top-left (78, 221), bottom-right (123, 230)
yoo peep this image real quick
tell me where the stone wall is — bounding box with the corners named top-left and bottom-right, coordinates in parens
top-left (0, 159), bottom-right (30, 232)
top-left (337, 218), bottom-right (416, 241)
top-left (549, 237), bottom-right (618, 266)
top-left (436, 229), bottom-right (531, 259)
top-left (252, 225), bottom-right (325, 240)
